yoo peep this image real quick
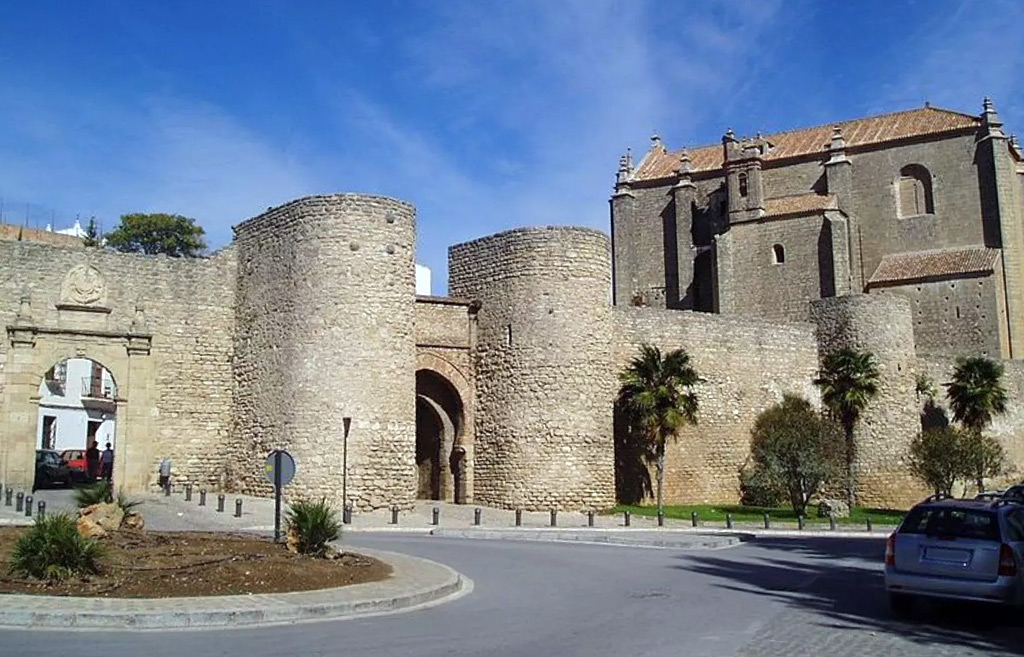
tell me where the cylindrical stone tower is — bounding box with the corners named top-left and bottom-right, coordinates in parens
top-left (809, 294), bottom-right (925, 509)
top-left (232, 194), bottom-right (417, 511)
top-left (449, 226), bottom-right (616, 511)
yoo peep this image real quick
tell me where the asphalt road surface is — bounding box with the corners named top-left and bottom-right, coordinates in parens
top-left (3, 534), bottom-right (1023, 657)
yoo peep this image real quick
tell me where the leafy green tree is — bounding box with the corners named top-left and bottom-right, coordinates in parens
top-left (945, 356), bottom-right (1008, 492)
top-left (617, 344), bottom-right (700, 517)
top-left (908, 426), bottom-right (969, 496)
top-left (104, 213), bottom-right (206, 257)
top-left (82, 217), bottom-right (101, 247)
top-left (748, 395), bottom-right (844, 516)
top-left (814, 347), bottom-right (881, 505)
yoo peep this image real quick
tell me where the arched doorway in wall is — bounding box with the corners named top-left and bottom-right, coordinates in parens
top-left (36, 357), bottom-right (118, 485)
top-left (415, 369), bottom-right (466, 503)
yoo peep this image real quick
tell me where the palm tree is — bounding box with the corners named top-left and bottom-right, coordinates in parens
top-left (814, 347), bottom-right (880, 506)
top-left (617, 344), bottom-right (700, 517)
top-left (945, 356), bottom-right (1008, 491)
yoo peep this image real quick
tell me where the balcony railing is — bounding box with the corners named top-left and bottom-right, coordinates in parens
top-left (43, 377), bottom-right (66, 396)
top-left (81, 377), bottom-right (116, 400)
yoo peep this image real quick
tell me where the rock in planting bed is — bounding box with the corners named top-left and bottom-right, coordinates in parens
top-left (0, 528), bottom-right (390, 597)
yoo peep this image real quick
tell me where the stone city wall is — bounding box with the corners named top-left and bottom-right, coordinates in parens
top-left (449, 226), bottom-right (616, 511)
top-left (231, 194), bottom-right (418, 511)
top-left (917, 355), bottom-right (1024, 490)
top-left (613, 307), bottom-right (821, 504)
top-left (0, 239), bottom-right (236, 491)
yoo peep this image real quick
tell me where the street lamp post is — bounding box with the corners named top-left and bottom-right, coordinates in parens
top-left (342, 417), bottom-right (351, 520)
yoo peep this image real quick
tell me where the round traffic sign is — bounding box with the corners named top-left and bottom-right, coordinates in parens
top-left (265, 449), bottom-right (296, 487)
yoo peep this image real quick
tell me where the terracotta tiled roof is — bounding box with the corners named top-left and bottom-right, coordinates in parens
top-left (762, 193), bottom-right (837, 217)
top-left (633, 106), bottom-right (981, 181)
top-left (867, 247), bottom-right (1000, 286)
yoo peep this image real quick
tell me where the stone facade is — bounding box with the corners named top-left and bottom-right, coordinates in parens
top-left (1, 102), bottom-right (1022, 512)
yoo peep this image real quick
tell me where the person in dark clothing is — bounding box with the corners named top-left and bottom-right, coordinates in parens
top-left (86, 441), bottom-right (100, 481)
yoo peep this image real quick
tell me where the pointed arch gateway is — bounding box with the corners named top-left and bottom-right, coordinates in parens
top-left (415, 352), bottom-right (473, 503)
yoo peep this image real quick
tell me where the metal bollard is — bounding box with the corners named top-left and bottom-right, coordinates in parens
top-left (763, 512), bottom-right (771, 529)
top-left (37, 500), bottom-right (45, 521)
top-left (16, 492), bottom-right (23, 513)
top-left (391, 505), bottom-right (399, 525)
top-left (217, 494), bottom-right (225, 513)
top-left (432, 506), bottom-right (440, 526)
top-left (829, 515), bottom-right (837, 531)
top-left (798, 515), bottom-right (805, 531)
top-left (726, 513), bottom-right (733, 529)
top-left (515, 509), bottom-right (522, 527)
top-left (5, 487), bottom-right (11, 506)
top-left (235, 498), bottom-right (243, 518)
top-left (624, 511), bottom-right (631, 527)
top-left (657, 510), bottom-right (665, 527)
top-left (343, 504), bottom-right (352, 525)
top-left (691, 511), bottom-right (699, 528)
top-left (185, 483), bottom-right (193, 502)
top-left (199, 489), bottom-right (207, 506)
top-left (588, 510), bottom-right (595, 527)
top-left (550, 509), bottom-right (557, 527)
top-left (866, 516), bottom-right (873, 532)
top-left (474, 507), bottom-right (482, 526)
top-left (24, 495), bottom-right (32, 517)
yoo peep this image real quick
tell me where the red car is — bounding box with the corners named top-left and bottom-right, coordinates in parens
top-left (60, 449), bottom-right (89, 483)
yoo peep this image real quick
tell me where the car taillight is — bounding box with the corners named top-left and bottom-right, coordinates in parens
top-left (885, 533), bottom-right (896, 566)
top-left (998, 544), bottom-right (1017, 577)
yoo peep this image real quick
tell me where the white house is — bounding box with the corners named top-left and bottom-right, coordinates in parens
top-left (37, 358), bottom-right (117, 452)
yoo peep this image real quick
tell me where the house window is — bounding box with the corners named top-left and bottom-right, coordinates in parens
top-left (772, 243), bottom-right (785, 264)
top-left (738, 172), bottom-right (749, 198)
top-left (897, 164), bottom-right (934, 217)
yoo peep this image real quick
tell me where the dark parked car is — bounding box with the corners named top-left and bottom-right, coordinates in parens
top-left (885, 495), bottom-right (1024, 612)
top-left (34, 449), bottom-right (71, 490)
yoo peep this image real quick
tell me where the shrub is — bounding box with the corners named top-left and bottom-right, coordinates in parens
top-left (8, 513), bottom-right (103, 580)
top-left (748, 395), bottom-right (844, 516)
top-left (286, 499), bottom-right (341, 557)
top-left (739, 464), bottom-right (784, 508)
top-left (74, 480), bottom-right (112, 508)
top-left (115, 490), bottom-right (142, 515)
top-left (909, 426), bottom-right (1006, 496)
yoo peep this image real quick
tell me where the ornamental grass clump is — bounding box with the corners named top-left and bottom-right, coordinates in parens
top-left (8, 513), bottom-right (103, 581)
top-left (286, 499), bottom-right (341, 557)
top-left (74, 479), bottom-right (112, 507)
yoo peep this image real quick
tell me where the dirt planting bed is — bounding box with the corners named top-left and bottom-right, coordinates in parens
top-left (0, 528), bottom-right (390, 598)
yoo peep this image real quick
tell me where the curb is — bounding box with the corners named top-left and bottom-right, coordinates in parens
top-left (0, 547), bottom-right (470, 631)
top-left (427, 527), bottom-right (752, 549)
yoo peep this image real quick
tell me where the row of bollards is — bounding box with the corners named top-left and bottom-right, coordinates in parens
top-left (184, 483), bottom-right (243, 517)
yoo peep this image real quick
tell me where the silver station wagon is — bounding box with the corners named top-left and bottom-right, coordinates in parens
top-left (884, 496), bottom-right (1024, 612)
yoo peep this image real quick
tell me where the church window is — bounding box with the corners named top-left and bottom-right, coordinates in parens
top-left (772, 243), bottom-right (785, 264)
top-left (738, 172), bottom-right (749, 197)
top-left (897, 164), bottom-right (934, 217)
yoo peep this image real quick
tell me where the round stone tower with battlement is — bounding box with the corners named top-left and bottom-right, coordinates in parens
top-left (809, 293), bottom-right (925, 509)
top-left (448, 226), bottom-right (616, 510)
top-left (231, 194), bottom-right (417, 511)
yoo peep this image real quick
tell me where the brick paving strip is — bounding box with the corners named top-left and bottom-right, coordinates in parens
top-left (0, 547), bottom-right (470, 631)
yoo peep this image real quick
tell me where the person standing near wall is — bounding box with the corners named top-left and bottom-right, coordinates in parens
top-left (86, 441), bottom-right (99, 481)
top-left (159, 457), bottom-right (172, 493)
top-left (100, 442), bottom-right (114, 481)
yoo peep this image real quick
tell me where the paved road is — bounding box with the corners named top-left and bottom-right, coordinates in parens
top-left (3, 535), bottom-right (1023, 657)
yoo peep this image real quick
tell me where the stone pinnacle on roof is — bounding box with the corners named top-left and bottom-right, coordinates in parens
top-left (678, 149), bottom-right (692, 175)
top-left (983, 96), bottom-right (1003, 132)
top-left (650, 131), bottom-right (661, 147)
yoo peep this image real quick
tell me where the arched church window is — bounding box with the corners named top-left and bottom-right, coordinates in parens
top-left (897, 164), bottom-right (934, 217)
top-left (738, 172), bottom-right (749, 197)
top-left (772, 243), bottom-right (785, 264)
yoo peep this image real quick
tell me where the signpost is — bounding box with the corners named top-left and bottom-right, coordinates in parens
top-left (265, 449), bottom-right (296, 542)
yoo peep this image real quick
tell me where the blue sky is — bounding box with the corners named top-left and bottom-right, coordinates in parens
top-left (2, 0), bottom-right (1023, 292)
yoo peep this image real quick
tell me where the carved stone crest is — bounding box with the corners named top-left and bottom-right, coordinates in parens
top-left (61, 264), bottom-right (106, 306)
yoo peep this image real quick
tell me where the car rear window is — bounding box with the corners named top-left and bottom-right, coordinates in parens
top-left (899, 506), bottom-right (1000, 541)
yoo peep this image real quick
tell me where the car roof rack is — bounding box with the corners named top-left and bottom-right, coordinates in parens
top-left (923, 493), bottom-right (954, 503)
top-left (992, 498), bottom-right (1023, 508)
top-left (975, 492), bottom-right (1003, 501)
